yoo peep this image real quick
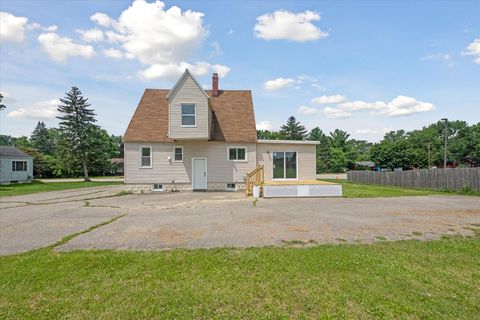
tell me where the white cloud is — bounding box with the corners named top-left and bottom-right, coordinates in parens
top-left (298, 105), bottom-right (319, 115)
top-left (263, 77), bottom-right (295, 91)
top-left (323, 107), bottom-right (352, 119)
top-left (463, 38), bottom-right (480, 64)
top-left (312, 94), bottom-right (347, 104)
top-left (102, 48), bottom-right (125, 59)
top-left (421, 53), bottom-right (453, 67)
top-left (38, 32), bottom-right (95, 62)
top-left (254, 10), bottom-right (328, 42)
top-left (337, 100), bottom-right (383, 111)
top-left (89, 0), bottom-right (229, 80)
top-left (90, 12), bottom-right (114, 27)
top-left (7, 98), bottom-right (60, 119)
top-left (335, 96), bottom-right (434, 116)
top-left (256, 120), bottom-right (273, 131)
top-left (139, 61), bottom-right (230, 80)
top-left (43, 25), bottom-right (58, 32)
top-left (93, 0), bottom-right (206, 65)
top-left (76, 28), bottom-right (104, 43)
top-left (311, 83), bottom-right (326, 91)
top-left (356, 128), bottom-right (392, 135)
top-left (210, 41), bottom-right (222, 57)
top-left (0, 12), bottom-right (28, 42)
top-left (372, 96), bottom-right (435, 117)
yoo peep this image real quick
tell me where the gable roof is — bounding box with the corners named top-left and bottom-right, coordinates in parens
top-left (166, 69), bottom-right (209, 100)
top-left (0, 146), bottom-right (32, 158)
top-left (124, 89), bottom-right (257, 143)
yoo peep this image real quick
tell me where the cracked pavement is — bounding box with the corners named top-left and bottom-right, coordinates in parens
top-left (1, 186), bottom-right (479, 255)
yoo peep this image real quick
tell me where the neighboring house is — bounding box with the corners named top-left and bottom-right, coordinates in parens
top-left (123, 70), bottom-right (318, 193)
top-left (0, 146), bottom-right (33, 184)
top-left (109, 158), bottom-right (124, 175)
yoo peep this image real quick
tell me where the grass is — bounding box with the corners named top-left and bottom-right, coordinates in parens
top-left (1, 236), bottom-right (479, 319)
top-left (319, 179), bottom-right (477, 198)
top-left (0, 180), bottom-right (123, 197)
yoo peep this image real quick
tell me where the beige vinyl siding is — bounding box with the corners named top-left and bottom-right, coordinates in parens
top-left (169, 75), bottom-right (209, 139)
top-left (125, 141), bottom-right (256, 184)
top-left (256, 143), bottom-right (317, 182)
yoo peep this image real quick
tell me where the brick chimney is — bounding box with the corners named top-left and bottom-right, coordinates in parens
top-left (212, 73), bottom-right (219, 97)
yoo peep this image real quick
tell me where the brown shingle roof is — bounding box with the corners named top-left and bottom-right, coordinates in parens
top-left (124, 89), bottom-right (257, 143)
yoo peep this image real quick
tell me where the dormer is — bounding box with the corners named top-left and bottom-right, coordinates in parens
top-left (167, 69), bottom-right (211, 140)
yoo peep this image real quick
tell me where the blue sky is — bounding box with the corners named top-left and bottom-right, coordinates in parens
top-left (1, 0), bottom-right (479, 141)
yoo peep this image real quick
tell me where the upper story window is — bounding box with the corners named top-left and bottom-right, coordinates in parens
top-left (228, 147), bottom-right (247, 161)
top-left (140, 146), bottom-right (152, 168)
top-left (12, 161), bottom-right (27, 172)
top-left (173, 146), bottom-right (183, 162)
top-left (181, 104), bottom-right (196, 127)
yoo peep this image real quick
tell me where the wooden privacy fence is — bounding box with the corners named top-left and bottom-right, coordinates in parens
top-left (347, 168), bottom-right (480, 192)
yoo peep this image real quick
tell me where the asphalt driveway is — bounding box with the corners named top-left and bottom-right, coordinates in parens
top-left (1, 186), bottom-right (479, 255)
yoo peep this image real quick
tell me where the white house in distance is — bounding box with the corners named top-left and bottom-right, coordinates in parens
top-left (0, 146), bottom-right (33, 185)
top-left (123, 70), bottom-right (340, 196)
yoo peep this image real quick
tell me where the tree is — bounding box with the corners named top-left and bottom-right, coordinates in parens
top-left (257, 130), bottom-right (283, 140)
top-left (57, 87), bottom-right (97, 181)
top-left (31, 121), bottom-right (55, 154)
top-left (280, 116), bottom-right (307, 140)
top-left (0, 93), bottom-right (6, 110)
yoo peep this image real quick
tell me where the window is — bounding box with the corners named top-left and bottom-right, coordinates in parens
top-left (273, 152), bottom-right (297, 179)
top-left (140, 146), bottom-right (152, 168)
top-left (226, 183), bottom-right (236, 191)
top-left (181, 104), bottom-right (196, 126)
top-left (228, 147), bottom-right (247, 161)
top-left (12, 161), bottom-right (27, 172)
top-left (173, 146), bottom-right (183, 162)
top-left (153, 183), bottom-right (164, 192)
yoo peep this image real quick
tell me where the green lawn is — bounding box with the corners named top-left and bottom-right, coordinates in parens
top-left (320, 179), bottom-right (477, 198)
top-left (1, 235), bottom-right (479, 319)
top-left (0, 180), bottom-right (122, 197)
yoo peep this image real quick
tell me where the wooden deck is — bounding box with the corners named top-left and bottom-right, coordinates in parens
top-left (264, 180), bottom-right (337, 186)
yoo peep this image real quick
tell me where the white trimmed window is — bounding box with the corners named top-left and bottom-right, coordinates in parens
top-left (226, 183), bottom-right (236, 191)
top-left (173, 146), bottom-right (183, 162)
top-left (228, 147), bottom-right (247, 161)
top-left (12, 161), bottom-right (27, 172)
top-left (140, 146), bottom-right (152, 168)
top-left (181, 104), bottom-right (196, 127)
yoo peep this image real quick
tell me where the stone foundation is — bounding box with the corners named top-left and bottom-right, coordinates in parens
top-left (125, 182), bottom-right (246, 194)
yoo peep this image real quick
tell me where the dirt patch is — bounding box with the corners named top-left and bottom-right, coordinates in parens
top-left (156, 227), bottom-right (205, 246)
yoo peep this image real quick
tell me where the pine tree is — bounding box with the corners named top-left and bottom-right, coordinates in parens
top-left (56, 87), bottom-right (97, 181)
top-left (280, 116), bottom-right (307, 140)
top-left (31, 121), bottom-right (55, 154)
top-left (0, 93), bottom-right (6, 110)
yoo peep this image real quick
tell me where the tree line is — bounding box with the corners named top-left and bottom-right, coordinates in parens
top-left (258, 116), bottom-right (480, 172)
top-left (0, 87), bottom-right (121, 180)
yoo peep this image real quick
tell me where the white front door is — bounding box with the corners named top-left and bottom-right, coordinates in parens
top-left (192, 157), bottom-right (207, 190)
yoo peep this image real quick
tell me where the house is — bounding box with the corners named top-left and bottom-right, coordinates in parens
top-left (123, 69), bottom-right (320, 193)
top-left (109, 158), bottom-right (124, 175)
top-left (0, 146), bottom-right (33, 185)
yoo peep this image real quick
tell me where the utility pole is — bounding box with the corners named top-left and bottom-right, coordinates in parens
top-left (427, 142), bottom-right (431, 168)
top-left (441, 118), bottom-right (448, 168)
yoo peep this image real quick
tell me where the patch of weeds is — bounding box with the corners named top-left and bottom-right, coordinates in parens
top-left (49, 214), bottom-right (126, 250)
top-left (376, 236), bottom-right (387, 241)
top-left (468, 225), bottom-right (480, 238)
top-left (336, 238), bottom-right (347, 242)
top-left (412, 231), bottom-right (423, 236)
top-left (115, 191), bottom-right (129, 197)
top-left (281, 239), bottom-right (317, 246)
top-left (252, 198), bottom-right (258, 208)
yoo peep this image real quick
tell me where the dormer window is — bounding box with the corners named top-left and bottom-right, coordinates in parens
top-left (181, 104), bottom-right (196, 127)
